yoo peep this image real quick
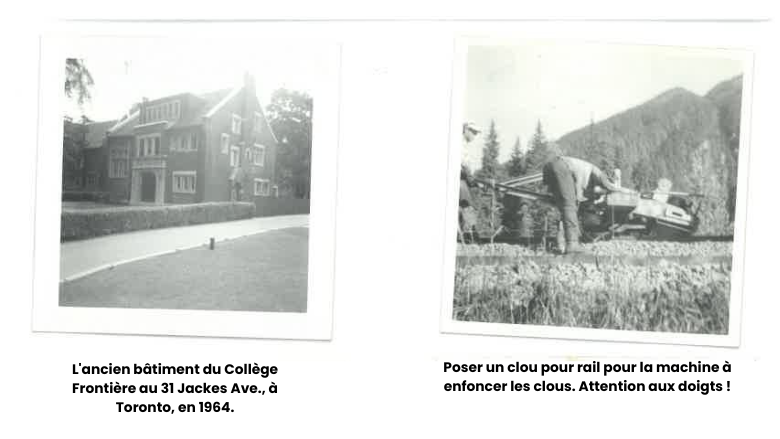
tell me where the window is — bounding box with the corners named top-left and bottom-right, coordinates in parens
top-left (231, 114), bottom-right (242, 134)
top-left (254, 178), bottom-right (270, 196)
top-left (272, 185), bottom-right (279, 198)
top-left (172, 171), bottom-right (197, 194)
top-left (143, 100), bottom-right (181, 124)
top-left (86, 173), bottom-right (98, 187)
top-left (221, 134), bottom-right (230, 154)
top-left (137, 134), bottom-right (161, 157)
top-left (170, 133), bottom-right (197, 152)
top-left (244, 148), bottom-right (252, 163)
top-left (254, 112), bottom-right (263, 133)
top-left (253, 144), bottom-right (266, 166)
top-left (230, 146), bottom-right (240, 167)
top-left (109, 146), bottom-right (129, 178)
top-left (110, 159), bottom-right (128, 178)
top-left (170, 136), bottom-right (181, 152)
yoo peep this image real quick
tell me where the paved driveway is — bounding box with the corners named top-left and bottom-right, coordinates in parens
top-left (60, 214), bottom-right (309, 281)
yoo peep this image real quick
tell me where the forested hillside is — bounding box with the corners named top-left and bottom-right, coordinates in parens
top-left (555, 76), bottom-right (743, 235)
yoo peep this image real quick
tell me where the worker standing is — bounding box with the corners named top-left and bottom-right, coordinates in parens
top-left (459, 122), bottom-right (481, 242)
top-left (541, 145), bottom-right (629, 254)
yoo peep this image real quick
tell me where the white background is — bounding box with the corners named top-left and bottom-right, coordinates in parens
top-left (1, 2), bottom-right (778, 438)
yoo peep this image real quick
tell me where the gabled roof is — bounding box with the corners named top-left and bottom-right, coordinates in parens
top-left (84, 120), bottom-right (118, 148)
top-left (108, 111), bottom-right (139, 136)
top-left (173, 88), bottom-right (235, 128)
top-left (108, 88), bottom-right (236, 136)
top-left (204, 87), bottom-right (241, 119)
top-left (104, 85), bottom-right (280, 144)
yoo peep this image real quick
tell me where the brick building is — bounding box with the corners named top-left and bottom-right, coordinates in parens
top-left (62, 118), bottom-right (116, 191)
top-left (71, 74), bottom-right (278, 205)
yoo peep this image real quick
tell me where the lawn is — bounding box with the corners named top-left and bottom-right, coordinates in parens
top-left (59, 227), bottom-right (309, 312)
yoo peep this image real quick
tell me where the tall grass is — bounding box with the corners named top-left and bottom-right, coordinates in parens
top-left (453, 261), bottom-right (730, 334)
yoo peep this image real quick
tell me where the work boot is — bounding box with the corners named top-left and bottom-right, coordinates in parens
top-left (564, 241), bottom-right (588, 254)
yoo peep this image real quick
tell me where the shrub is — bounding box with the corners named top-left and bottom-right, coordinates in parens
top-left (61, 202), bottom-right (256, 241)
top-left (253, 196), bottom-right (310, 217)
top-left (62, 191), bottom-right (111, 203)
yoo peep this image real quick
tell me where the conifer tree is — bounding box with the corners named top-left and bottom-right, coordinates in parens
top-left (506, 136), bottom-right (525, 177)
top-left (524, 120), bottom-right (550, 172)
top-left (476, 120), bottom-right (502, 181)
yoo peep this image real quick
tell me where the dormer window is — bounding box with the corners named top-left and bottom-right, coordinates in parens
top-left (231, 114), bottom-right (242, 135)
top-left (143, 100), bottom-right (181, 124)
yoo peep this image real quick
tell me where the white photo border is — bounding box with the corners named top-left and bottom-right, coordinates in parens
top-left (32, 26), bottom-right (341, 340)
top-left (439, 37), bottom-right (754, 347)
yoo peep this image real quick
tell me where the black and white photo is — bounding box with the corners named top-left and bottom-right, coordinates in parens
top-left (33, 32), bottom-right (340, 339)
top-left (441, 39), bottom-right (752, 346)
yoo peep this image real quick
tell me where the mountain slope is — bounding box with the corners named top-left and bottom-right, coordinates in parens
top-left (555, 76), bottom-right (743, 235)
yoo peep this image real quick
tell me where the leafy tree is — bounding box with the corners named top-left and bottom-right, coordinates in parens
top-left (265, 89), bottom-right (313, 199)
top-left (62, 59), bottom-right (94, 189)
top-left (65, 59), bottom-right (94, 106)
top-left (62, 118), bottom-right (88, 189)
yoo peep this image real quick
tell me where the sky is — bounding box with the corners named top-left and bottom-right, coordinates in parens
top-left (63, 40), bottom-right (322, 122)
top-left (462, 41), bottom-right (745, 170)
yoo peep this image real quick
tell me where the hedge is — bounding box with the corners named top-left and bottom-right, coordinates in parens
top-left (62, 191), bottom-right (112, 203)
top-left (254, 197), bottom-right (310, 217)
top-left (61, 202), bottom-right (256, 241)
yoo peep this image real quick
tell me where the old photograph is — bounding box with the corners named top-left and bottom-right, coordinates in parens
top-left (33, 33), bottom-right (340, 339)
top-left (442, 40), bottom-right (752, 345)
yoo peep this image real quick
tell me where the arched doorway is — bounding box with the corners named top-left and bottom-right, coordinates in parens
top-left (141, 172), bottom-right (156, 202)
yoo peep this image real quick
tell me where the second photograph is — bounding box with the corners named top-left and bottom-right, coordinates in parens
top-left (441, 38), bottom-right (751, 346)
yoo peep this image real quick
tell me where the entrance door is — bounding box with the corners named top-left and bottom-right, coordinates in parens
top-left (230, 182), bottom-right (241, 201)
top-left (141, 172), bottom-right (156, 202)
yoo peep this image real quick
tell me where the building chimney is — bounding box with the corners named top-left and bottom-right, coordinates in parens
top-left (139, 97), bottom-right (149, 123)
top-left (243, 72), bottom-right (256, 95)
